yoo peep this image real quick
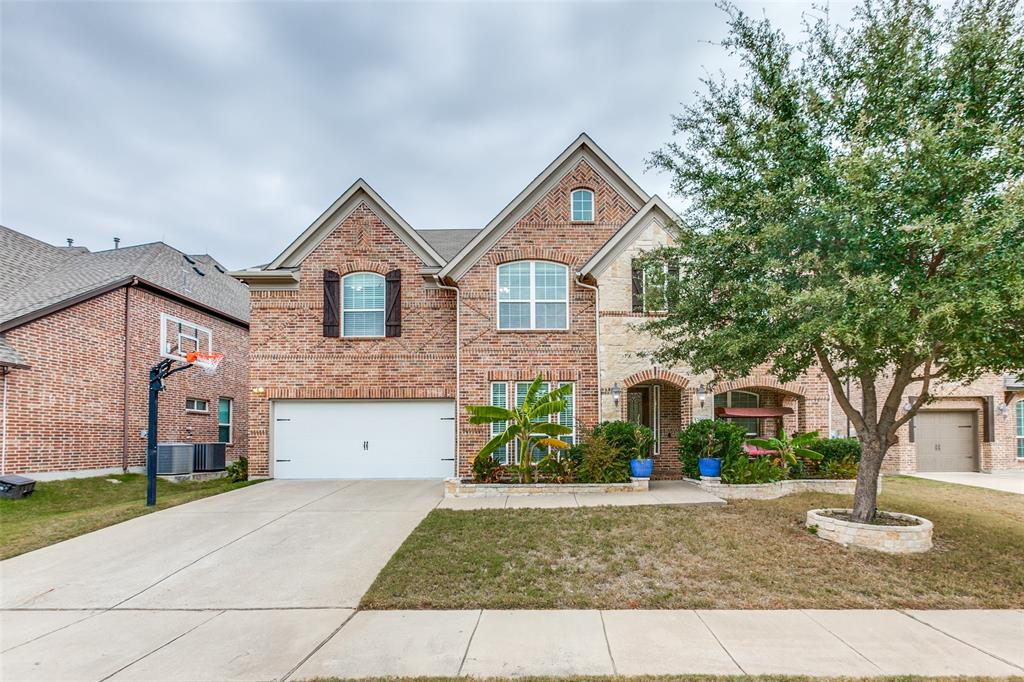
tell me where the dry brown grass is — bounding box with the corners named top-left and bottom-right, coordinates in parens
top-left (361, 476), bottom-right (1024, 610)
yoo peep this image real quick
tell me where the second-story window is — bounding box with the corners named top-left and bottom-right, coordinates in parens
top-left (342, 272), bottom-right (385, 337)
top-left (571, 189), bottom-right (594, 221)
top-left (497, 261), bottom-right (568, 330)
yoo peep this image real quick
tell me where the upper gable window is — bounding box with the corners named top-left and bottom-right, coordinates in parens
top-left (571, 189), bottom-right (594, 222)
top-left (342, 272), bottom-right (385, 337)
top-left (497, 261), bottom-right (568, 330)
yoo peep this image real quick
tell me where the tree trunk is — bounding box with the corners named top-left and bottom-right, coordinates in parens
top-left (851, 434), bottom-right (887, 523)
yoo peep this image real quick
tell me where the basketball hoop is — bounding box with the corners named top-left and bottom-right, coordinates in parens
top-left (185, 351), bottom-right (224, 375)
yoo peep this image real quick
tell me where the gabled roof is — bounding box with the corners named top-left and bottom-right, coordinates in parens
top-left (0, 227), bottom-right (250, 332)
top-left (266, 179), bottom-right (444, 270)
top-left (437, 133), bottom-right (651, 281)
top-left (417, 229), bottom-right (481, 261)
top-left (578, 196), bottom-right (682, 280)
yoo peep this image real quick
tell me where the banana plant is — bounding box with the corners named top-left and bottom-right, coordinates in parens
top-left (466, 374), bottom-right (573, 483)
top-left (747, 429), bottom-right (823, 475)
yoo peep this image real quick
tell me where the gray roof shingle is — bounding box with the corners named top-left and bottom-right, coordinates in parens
top-left (416, 229), bottom-right (480, 262)
top-left (0, 227), bottom-right (249, 330)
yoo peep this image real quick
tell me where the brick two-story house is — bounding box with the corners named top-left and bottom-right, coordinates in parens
top-left (0, 226), bottom-right (250, 478)
top-left (234, 134), bottom-right (1023, 480)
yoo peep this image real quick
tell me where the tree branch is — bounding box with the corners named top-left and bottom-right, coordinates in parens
top-left (814, 345), bottom-right (867, 434)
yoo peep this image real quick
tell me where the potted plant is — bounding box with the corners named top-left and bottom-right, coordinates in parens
top-left (593, 421), bottom-right (655, 478)
top-left (698, 429), bottom-right (722, 478)
top-left (678, 419), bottom-right (746, 479)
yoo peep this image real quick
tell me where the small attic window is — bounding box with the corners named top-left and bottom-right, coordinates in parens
top-left (192, 266), bottom-right (206, 276)
top-left (571, 189), bottom-right (594, 222)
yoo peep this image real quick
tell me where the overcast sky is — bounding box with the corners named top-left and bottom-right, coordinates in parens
top-left (2, 0), bottom-right (856, 270)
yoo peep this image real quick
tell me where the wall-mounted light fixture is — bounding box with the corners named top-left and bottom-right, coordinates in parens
top-left (696, 384), bottom-right (707, 409)
top-left (903, 396), bottom-right (917, 415)
top-left (611, 382), bottom-right (621, 407)
top-left (998, 403), bottom-right (1010, 419)
top-left (252, 386), bottom-right (267, 396)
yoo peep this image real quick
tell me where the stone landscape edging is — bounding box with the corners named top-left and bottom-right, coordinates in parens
top-left (684, 476), bottom-right (880, 500)
top-left (806, 507), bottom-right (934, 553)
top-left (444, 477), bottom-right (649, 497)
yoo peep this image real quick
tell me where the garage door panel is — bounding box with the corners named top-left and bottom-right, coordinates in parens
top-left (273, 400), bottom-right (455, 479)
top-left (916, 411), bottom-right (978, 472)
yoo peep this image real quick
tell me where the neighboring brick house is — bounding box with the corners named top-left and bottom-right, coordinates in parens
top-left (0, 226), bottom-right (249, 478)
top-left (234, 134), bottom-right (1023, 480)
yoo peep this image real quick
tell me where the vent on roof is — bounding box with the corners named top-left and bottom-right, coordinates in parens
top-left (183, 255), bottom-right (197, 265)
top-left (192, 266), bottom-right (206, 276)
top-left (214, 263), bottom-right (225, 273)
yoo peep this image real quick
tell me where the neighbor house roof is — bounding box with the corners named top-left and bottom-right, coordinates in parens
top-left (0, 226), bottom-right (250, 333)
top-left (416, 229), bottom-right (481, 261)
top-left (437, 133), bottom-right (651, 282)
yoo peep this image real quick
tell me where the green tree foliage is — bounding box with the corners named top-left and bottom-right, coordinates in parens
top-left (646, 0), bottom-right (1024, 521)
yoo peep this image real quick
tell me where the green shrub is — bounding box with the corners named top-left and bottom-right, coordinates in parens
top-left (472, 453), bottom-right (504, 483)
top-left (576, 433), bottom-right (630, 483)
top-left (812, 437), bottom-right (862, 463)
top-left (536, 452), bottom-right (576, 483)
top-left (678, 419), bottom-right (747, 478)
top-left (592, 421), bottom-right (654, 460)
top-left (224, 457), bottom-right (248, 482)
top-left (721, 454), bottom-right (786, 484)
top-left (821, 454), bottom-right (859, 479)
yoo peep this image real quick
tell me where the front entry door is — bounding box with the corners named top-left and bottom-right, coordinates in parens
top-left (626, 386), bottom-right (660, 456)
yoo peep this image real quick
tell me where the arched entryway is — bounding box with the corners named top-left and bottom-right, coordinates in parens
top-left (621, 369), bottom-right (689, 477)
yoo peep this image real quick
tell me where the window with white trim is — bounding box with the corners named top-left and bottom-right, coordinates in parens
top-left (490, 382), bottom-right (510, 465)
top-left (218, 398), bottom-right (233, 444)
top-left (557, 382), bottom-right (575, 447)
top-left (714, 390), bottom-right (760, 436)
top-left (342, 272), bottom-right (385, 337)
top-left (1017, 401), bottom-right (1024, 459)
top-left (631, 260), bottom-right (680, 313)
top-left (571, 189), bottom-right (594, 221)
top-left (185, 398), bottom-right (209, 413)
top-left (497, 261), bottom-right (568, 330)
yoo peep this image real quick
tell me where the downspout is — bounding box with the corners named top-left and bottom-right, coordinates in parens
top-left (433, 275), bottom-right (460, 475)
top-left (2, 367), bottom-right (8, 475)
top-left (122, 281), bottom-right (135, 473)
top-left (574, 276), bottom-right (601, 422)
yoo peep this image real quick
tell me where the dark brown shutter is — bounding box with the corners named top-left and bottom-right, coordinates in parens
top-left (631, 261), bottom-right (644, 313)
top-left (666, 263), bottom-right (680, 307)
top-left (385, 269), bottom-right (401, 337)
top-left (323, 270), bottom-right (340, 337)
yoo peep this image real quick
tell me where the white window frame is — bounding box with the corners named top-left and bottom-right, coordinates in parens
top-left (557, 381), bottom-right (576, 448)
top-left (185, 397), bottom-right (209, 413)
top-left (716, 390), bottom-right (760, 437)
top-left (496, 261), bottom-right (569, 331)
top-left (570, 188), bottom-right (594, 222)
top-left (218, 397), bottom-right (233, 445)
top-left (341, 272), bottom-right (386, 338)
top-left (1017, 401), bottom-right (1024, 460)
top-left (160, 313), bottom-right (212, 361)
top-left (490, 382), bottom-right (510, 465)
top-left (652, 384), bottom-right (661, 455)
top-left (635, 262), bottom-right (681, 314)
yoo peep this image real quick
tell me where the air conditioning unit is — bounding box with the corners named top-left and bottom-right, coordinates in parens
top-left (157, 442), bottom-right (194, 475)
top-left (194, 442), bottom-right (226, 471)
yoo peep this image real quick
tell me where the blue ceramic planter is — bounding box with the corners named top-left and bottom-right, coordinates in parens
top-left (698, 457), bottom-right (722, 478)
top-left (630, 458), bottom-right (654, 478)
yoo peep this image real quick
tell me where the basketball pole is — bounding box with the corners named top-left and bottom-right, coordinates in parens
top-left (147, 358), bottom-right (193, 506)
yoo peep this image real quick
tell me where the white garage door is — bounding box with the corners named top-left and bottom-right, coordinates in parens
top-left (916, 411), bottom-right (978, 472)
top-left (272, 400), bottom-right (455, 479)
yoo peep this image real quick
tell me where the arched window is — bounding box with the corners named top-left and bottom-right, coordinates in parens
top-left (496, 261), bottom-right (568, 330)
top-left (714, 390), bottom-right (760, 436)
top-left (342, 272), bottom-right (385, 337)
top-left (571, 189), bottom-right (594, 222)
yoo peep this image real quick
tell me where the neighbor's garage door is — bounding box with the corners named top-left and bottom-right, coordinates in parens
top-left (915, 411), bottom-right (978, 472)
top-left (272, 400), bottom-right (455, 479)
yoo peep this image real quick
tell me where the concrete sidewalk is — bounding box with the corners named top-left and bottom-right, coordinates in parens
top-left (910, 471), bottom-right (1024, 495)
top-left (438, 479), bottom-right (726, 509)
top-left (2, 608), bottom-right (1020, 680)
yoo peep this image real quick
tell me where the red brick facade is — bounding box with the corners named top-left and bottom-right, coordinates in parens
top-left (2, 286), bottom-right (248, 476)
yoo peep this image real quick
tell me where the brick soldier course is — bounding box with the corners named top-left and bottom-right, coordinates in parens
top-left (235, 133), bottom-right (1022, 480)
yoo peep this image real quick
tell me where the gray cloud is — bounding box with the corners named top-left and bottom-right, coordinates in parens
top-left (2, 0), bottom-right (856, 270)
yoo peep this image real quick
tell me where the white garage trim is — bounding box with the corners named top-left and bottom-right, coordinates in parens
top-left (271, 399), bottom-right (456, 479)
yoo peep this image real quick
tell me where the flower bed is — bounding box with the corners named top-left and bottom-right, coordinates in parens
top-left (445, 477), bottom-right (649, 498)
top-left (807, 508), bottom-right (933, 553)
top-left (685, 476), bottom-right (880, 500)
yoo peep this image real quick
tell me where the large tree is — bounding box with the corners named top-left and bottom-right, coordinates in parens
top-left (645, 0), bottom-right (1024, 521)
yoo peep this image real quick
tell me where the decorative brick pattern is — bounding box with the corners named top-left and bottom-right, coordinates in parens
top-left (622, 368), bottom-right (690, 389)
top-left (3, 286), bottom-right (248, 475)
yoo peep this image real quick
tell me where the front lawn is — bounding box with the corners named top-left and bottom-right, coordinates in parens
top-left (361, 476), bottom-right (1024, 610)
top-left (0, 473), bottom-right (259, 560)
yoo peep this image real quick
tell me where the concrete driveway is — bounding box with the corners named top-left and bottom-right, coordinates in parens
top-left (910, 471), bottom-right (1024, 495)
top-left (1, 479), bottom-right (442, 681)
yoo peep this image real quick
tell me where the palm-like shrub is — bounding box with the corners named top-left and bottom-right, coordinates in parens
top-left (747, 430), bottom-right (823, 478)
top-left (466, 374), bottom-right (573, 483)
